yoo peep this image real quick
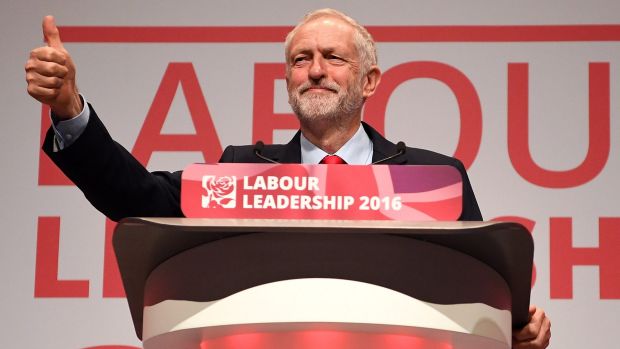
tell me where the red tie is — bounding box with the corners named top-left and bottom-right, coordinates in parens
top-left (320, 155), bottom-right (347, 164)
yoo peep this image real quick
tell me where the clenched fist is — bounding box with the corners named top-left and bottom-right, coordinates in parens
top-left (25, 16), bottom-right (82, 119)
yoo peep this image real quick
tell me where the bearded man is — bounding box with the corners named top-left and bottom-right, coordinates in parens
top-left (26, 9), bottom-right (550, 348)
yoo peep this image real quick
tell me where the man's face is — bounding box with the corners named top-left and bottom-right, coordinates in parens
top-left (286, 17), bottom-right (365, 122)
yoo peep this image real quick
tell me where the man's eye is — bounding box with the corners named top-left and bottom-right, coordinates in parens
top-left (327, 55), bottom-right (345, 62)
top-left (293, 56), bottom-right (308, 64)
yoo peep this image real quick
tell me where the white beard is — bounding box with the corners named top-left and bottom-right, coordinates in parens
top-left (289, 79), bottom-right (363, 122)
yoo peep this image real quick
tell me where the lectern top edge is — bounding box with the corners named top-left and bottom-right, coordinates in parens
top-left (128, 217), bottom-right (498, 231)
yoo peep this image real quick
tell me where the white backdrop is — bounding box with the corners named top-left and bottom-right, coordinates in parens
top-left (2, 1), bottom-right (619, 348)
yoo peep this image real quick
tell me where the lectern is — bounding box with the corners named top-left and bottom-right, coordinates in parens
top-left (113, 218), bottom-right (533, 349)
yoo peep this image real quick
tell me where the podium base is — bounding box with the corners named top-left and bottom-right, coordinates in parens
top-left (144, 322), bottom-right (509, 349)
top-left (143, 278), bottom-right (511, 348)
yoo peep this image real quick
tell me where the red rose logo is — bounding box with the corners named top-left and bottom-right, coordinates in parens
top-left (202, 176), bottom-right (237, 208)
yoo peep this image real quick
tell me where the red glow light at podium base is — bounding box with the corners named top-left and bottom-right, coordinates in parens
top-left (199, 330), bottom-right (452, 349)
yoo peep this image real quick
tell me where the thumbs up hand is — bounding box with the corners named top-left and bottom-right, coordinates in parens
top-left (26, 16), bottom-right (82, 119)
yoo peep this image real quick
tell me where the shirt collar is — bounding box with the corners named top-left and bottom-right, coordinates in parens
top-left (300, 124), bottom-right (373, 164)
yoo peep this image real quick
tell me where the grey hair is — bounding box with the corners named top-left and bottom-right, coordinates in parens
top-left (284, 8), bottom-right (377, 76)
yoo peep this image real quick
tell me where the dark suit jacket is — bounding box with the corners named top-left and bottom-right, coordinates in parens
top-left (44, 105), bottom-right (482, 222)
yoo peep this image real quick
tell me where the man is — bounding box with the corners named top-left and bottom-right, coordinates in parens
top-left (25, 9), bottom-right (550, 348)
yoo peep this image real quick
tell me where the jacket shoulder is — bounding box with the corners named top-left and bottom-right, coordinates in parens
top-left (404, 147), bottom-right (464, 168)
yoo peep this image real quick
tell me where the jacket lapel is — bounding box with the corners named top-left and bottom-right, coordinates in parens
top-left (363, 122), bottom-right (408, 165)
top-left (273, 131), bottom-right (303, 163)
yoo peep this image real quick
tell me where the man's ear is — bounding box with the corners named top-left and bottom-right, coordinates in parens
top-left (285, 68), bottom-right (294, 93)
top-left (362, 66), bottom-right (381, 98)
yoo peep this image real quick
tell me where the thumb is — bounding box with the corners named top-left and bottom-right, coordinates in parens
top-left (528, 305), bottom-right (537, 318)
top-left (42, 15), bottom-right (64, 49)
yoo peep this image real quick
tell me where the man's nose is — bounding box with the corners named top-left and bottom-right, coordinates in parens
top-left (308, 56), bottom-right (326, 80)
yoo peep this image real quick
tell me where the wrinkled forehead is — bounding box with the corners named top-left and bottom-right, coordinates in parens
top-left (287, 15), bottom-right (356, 52)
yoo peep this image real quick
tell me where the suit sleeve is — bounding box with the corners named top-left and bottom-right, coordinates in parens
top-left (42, 104), bottom-right (183, 221)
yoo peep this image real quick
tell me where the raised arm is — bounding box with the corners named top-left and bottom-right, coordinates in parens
top-left (26, 16), bottom-right (183, 221)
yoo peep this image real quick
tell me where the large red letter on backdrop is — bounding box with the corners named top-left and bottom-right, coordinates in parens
top-left (507, 63), bottom-right (610, 188)
top-left (132, 62), bottom-right (223, 165)
top-left (35, 217), bottom-right (89, 297)
top-left (550, 217), bottom-right (620, 299)
top-left (252, 63), bottom-right (299, 144)
top-left (363, 61), bottom-right (482, 169)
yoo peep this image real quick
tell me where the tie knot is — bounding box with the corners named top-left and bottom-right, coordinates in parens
top-left (320, 155), bottom-right (347, 164)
